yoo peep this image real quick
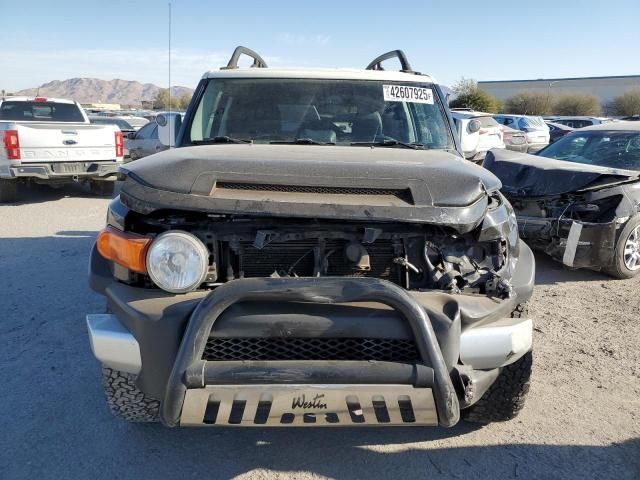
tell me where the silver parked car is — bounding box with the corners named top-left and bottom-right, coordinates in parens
top-left (124, 121), bottom-right (165, 161)
top-left (493, 114), bottom-right (550, 153)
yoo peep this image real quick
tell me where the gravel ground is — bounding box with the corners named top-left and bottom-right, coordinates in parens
top-left (0, 184), bottom-right (638, 480)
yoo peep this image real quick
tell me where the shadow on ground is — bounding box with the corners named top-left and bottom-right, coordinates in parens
top-left (1, 181), bottom-right (119, 206)
top-left (533, 251), bottom-right (611, 285)
top-left (1, 234), bottom-right (637, 480)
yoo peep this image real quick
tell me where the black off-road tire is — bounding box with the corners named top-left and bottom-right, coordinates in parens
top-left (89, 180), bottom-right (115, 197)
top-left (102, 366), bottom-right (160, 423)
top-left (0, 179), bottom-right (19, 202)
top-left (606, 215), bottom-right (640, 279)
top-left (462, 303), bottom-right (532, 424)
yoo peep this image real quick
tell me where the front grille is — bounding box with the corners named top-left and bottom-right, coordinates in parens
top-left (202, 337), bottom-right (419, 362)
top-left (238, 239), bottom-right (398, 281)
top-left (216, 182), bottom-right (413, 203)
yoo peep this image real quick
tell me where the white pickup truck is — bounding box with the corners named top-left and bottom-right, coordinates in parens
top-left (0, 96), bottom-right (124, 202)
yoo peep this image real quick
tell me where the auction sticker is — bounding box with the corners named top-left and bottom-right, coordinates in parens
top-left (383, 85), bottom-right (434, 104)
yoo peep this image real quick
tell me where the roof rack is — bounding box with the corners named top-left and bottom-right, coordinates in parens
top-left (366, 50), bottom-right (416, 74)
top-left (221, 46), bottom-right (268, 70)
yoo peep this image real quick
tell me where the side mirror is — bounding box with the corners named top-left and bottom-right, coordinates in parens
top-left (468, 119), bottom-right (482, 134)
top-left (157, 113), bottom-right (182, 147)
top-left (127, 132), bottom-right (136, 139)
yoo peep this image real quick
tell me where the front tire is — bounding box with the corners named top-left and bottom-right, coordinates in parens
top-left (607, 215), bottom-right (640, 279)
top-left (102, 367), bottom-right (160, 423)
top-left (462, 303), bottom-right (532, 424)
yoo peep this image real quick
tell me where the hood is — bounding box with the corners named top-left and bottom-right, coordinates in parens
top-left (119, 144), bottom-right (501, 230)
top-left (483, 149), bottom-right (640, 197)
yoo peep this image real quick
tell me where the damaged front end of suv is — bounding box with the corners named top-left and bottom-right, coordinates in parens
top-left (86, 47), bottom-right (535, 429)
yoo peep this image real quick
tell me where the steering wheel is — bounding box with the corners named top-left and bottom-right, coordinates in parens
top-left (297, 119), bottom-right (344, 137)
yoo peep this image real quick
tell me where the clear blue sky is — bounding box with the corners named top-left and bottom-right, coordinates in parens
top-left (1, 0), bottom-right (639, 91)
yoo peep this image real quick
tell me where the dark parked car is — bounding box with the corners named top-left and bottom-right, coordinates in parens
top-left (89, 116), bottom-right (138, 136)
top-left (545, 121), bottom-right (575, 143)
top-left (484, 122), bottom-right (640, 278)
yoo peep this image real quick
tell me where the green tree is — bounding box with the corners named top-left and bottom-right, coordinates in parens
top-left (179, 92), bottom-right (192, 110)
top-left (504, 91), bottom-right (553, 115)
top-left (449, 77), bottom-right (501, 113)
top-left (153, 88), bottom-right (182, 110)
top-left (553, 93), bottom-right (601, 116)
top-left (609, 89), bottom-right (640, 116)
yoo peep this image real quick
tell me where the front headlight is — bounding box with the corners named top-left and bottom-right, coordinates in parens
top-left (146, 231), bottom-right (209, 293)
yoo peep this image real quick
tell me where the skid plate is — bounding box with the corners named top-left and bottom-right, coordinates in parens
top-left (180, 384), bottom-right (438, 426)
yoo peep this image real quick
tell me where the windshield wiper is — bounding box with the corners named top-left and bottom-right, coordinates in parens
top-left (351, 139), bottom-right (426, 150)
top-left (270, 138), bottom-right (335, 145)
top-left (193, 136), bottom-right (252, 145)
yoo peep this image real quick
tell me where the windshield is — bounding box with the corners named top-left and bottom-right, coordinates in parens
top-left (0, 101), bottom-right (85, 122)
top-left (188, 78), bottom-right (453, 148)
top-left (518, 116), bottom-right (547, 130)
top-left (126, 117), bottom-right (150, 128)
top-left (90, 117), bottom-right (133, 130)
top-left (476, 116), bottom-right (499, 128)
top-left (538, 130), bottom-right (640, 171)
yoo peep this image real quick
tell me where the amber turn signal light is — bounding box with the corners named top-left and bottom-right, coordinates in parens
top-left (96, 226), bottom-right (151, 273)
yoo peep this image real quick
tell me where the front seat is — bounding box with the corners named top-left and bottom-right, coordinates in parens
top-left (351, 111), bottom-right (382, 143)
top-left (225, 99), bottom-right (282, 140)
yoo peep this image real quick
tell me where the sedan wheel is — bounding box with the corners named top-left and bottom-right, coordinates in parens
top-left (623, 225), bottom-right (640, 271)
top-left (607, 216), bottom-right (640, 279)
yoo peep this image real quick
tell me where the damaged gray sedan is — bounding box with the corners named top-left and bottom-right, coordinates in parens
top-left (484, 122), bottom-right (640, 278)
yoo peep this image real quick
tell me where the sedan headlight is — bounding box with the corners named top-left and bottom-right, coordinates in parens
top-left (146, 231), bottom-right (209, 293)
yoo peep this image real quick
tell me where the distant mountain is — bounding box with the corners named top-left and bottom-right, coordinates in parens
top-left (16, 78), bottom-right (193, 106)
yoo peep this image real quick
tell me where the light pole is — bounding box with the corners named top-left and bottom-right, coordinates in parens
top-left (168, 1), bottom-right (172, 147)
top-left (547, 80), bottom-right (560, 115)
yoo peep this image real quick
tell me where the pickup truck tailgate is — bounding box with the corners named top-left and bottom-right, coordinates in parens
top-left (17, 123), bottom-right (118, 163)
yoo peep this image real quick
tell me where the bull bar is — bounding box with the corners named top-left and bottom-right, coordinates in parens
top-left (161, 277), bottom-right (461, 428)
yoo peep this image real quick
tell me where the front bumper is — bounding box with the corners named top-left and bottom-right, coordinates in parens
top-left (87, 242), bottom-right (535, 427)
top-left (165, 277), bottom-right (459, 427)
top-left (5, 161), bottom-right (121, 181)
top-left (518, 215), bottom-right (618, 268)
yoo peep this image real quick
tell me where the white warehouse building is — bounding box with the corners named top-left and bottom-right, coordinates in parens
top-left (478, 75), bottom-right (640, 105)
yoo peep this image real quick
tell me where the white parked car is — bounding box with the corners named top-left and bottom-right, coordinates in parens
top-left (493, 114), bottom-right (550, 152)
top-left (0, 96), bottom-right (123, 201)
top-left (545, 116), bottom-right (613, 129)
top-left (450, 111), bottom-right (505, 162)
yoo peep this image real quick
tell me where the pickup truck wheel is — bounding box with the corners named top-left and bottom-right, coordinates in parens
top-left (462, 303), bottom-right (532, 424)
top-left (0, 179), bottom-right (19, 202)
top-left (606, 215), bottom-right (640, 279)
top-left (102, 366), bottom-right (160, 423)
top-left (89, 180), bottom-right (115, 196)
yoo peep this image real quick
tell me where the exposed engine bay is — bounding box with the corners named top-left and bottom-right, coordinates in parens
top-left (119, 211), bottom-right (514, 298)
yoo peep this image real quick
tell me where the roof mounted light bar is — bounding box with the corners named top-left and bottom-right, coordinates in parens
top-left (221, 46), bottom-right (268, 70)
top-left (366, 50), bottom-right (416, 74)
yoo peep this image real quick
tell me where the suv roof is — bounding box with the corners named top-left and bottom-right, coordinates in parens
top-left (202, 46), bottom-right (436, 84)
top-left (204, 68), bottom-right (436, 83)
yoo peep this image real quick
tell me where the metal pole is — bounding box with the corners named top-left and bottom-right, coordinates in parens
top-left (168, 1), bottom-right (172, 148)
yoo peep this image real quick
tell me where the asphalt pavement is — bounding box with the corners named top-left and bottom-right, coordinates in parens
top-left (1, 184), bottom-right (638, 480)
